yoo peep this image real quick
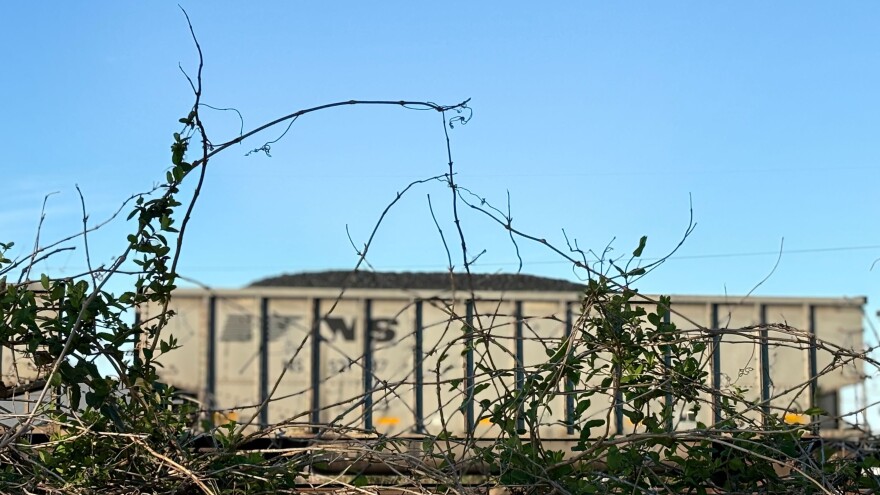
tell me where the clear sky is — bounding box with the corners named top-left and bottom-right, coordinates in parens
top-left (2, 3), bottom-right (879, 424)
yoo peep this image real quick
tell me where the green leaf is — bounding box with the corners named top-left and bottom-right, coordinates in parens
top-left (100, 404), bottom-right (125, 430)
top-left (575, 399), bottom-right (592, 416)
top-left (633, 235), bottom-right (647, 257)
top-left (351, 475), bottom-right (368, 487)
top-left (582, 418), bottom-right (604, 435)
top-left (623, 409), bottom-right (644, 424)
top-left (606, 446), bottom-right (622, 471)
top-left (40, 273), bottom-right (50, 290)
top-left (67, 384), bottom-right (82, 409)
top-left (803, 407), bottom-right (827, 416)
top-left (473, 382), bottom-right (490, 396)
top-left (38, 450), bottom-right (54, 466)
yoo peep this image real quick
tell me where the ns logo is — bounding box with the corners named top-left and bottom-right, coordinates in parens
top-left (323, 317), bottom-right (398, 343)
top-left (218, 314), bottom-right (398, 344)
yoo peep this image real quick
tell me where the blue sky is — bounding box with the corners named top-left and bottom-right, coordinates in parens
top-left (2, 3), bottom-right (879, 423)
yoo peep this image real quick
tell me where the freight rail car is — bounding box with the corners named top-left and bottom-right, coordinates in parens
top-left (139, 272), bottom-right (866, 440)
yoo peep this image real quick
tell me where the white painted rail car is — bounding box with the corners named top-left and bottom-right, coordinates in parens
top-left (139, 273), bottom-right (865, 440)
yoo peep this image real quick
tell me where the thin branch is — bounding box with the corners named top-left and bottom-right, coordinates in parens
top-left (199, 103), bottom-right (244, 138)
top-left (427, 194), bottom-right (453, 271)
top-left (246, 115), bottom-right (298, 156)
top-left (75, 185), bottom-right (96, 288)
top-left (0, 187), bottom-right (159, 278)
top-left (138, 440), bottom-right (218, 495)
top-left (736, 237), bottom-right (784, 305)
top-left (20, 191), bottom-right (58, 284)
top-left (205, 99), bottom-right (470, 164)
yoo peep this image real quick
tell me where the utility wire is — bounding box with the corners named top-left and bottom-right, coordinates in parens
top-left (51, 243), bottom-right (880, 273)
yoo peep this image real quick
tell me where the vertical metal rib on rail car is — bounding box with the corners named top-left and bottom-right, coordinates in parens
top-left (259, 297), bottom-right (270, 430)
top-left (613, 317), bottom-right (624, 435)
top-left (759, 304), bottom-right (771, 423)
top-left (808, 304), bottom-right (819, 434)
top-left (310, 298), bottom-right (321, 433)
top-left (565, 302), bottom-right (574, 435)
top-left (414, 300), bottom-right (424, 434)
top-left (663, 306), bottom-right (673, 432)
top-left (364, 299), bottom-right (373, 431)
top-left (514, 301), bottom-right (525, 433)
top-left (132, 301), bottom-right (141, 368)
top-left (206, 295), bottom-right (217, 412)
top-left (465, 300), bottom-right (475, 432)
top-left (711, 303), bottom-right (722, 425)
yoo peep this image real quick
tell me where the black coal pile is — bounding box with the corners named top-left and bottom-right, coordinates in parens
top-left (249, 270), bottom-right (584, 292)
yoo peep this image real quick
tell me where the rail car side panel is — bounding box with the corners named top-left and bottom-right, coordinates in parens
top-left (520, 300), bottom-right (569, 437)
top-left (420, 299), bottom-right (468, 435)
top-left (213, 297), bottom-right (261, 426)
top-left (146, 291), bottom-right (866, 439)
top-left (369, 299), bottom-right (417, 435)
top-left (264, 298), bottom-right (313, 435)
top-left (318, 299), bottom-right (365, 430)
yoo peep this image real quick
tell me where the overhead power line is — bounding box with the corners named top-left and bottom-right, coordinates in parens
top-left (638, 244), bottom-right (880, 262)
top-left (47, 243), bottom-right (880, 274)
